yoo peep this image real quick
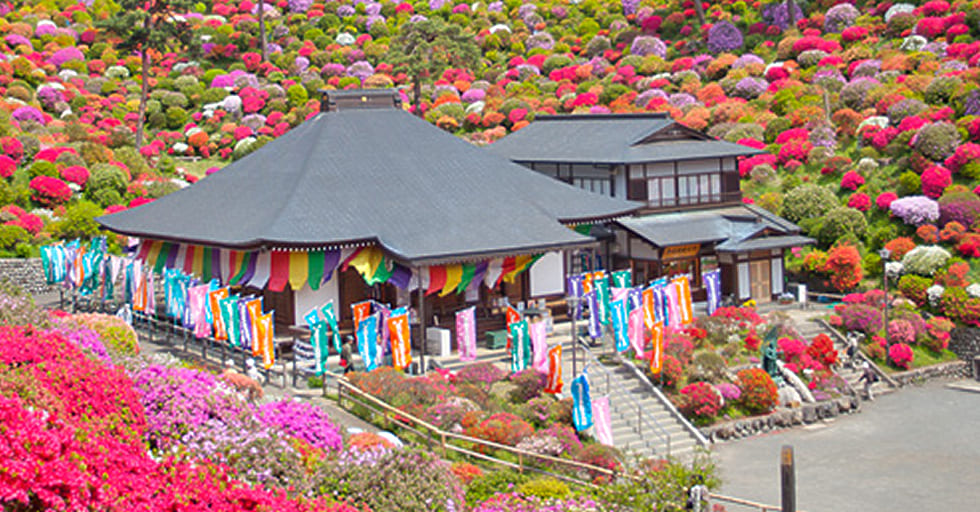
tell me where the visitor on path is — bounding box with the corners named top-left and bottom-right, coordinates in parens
top-left (845, 332), bottom-right (862, 368)
top-left (686, 474), bottom-right (709, 512)
top-left (340, 336), bottom-right (354, 374)
top-left (858, 361), bottom-right (878, 401)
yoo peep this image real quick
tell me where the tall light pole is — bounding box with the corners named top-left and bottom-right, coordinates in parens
top-left (879, 248), bottom-right (891, 363)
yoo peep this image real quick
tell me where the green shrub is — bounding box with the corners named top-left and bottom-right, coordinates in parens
top-left (914, 122), bottom-right (961, 161)
top-left (816, 207), bottom-right (868, 245)
top-left (902, 245), bottom-right (951, 276)
top-left (516, 477), bottom-right (571, 500)
top-left (686, 350), bottom-right (727, 383)
top-left (66, 313), bottom-right (139, 356)
top-left (736, 368), bottom-right (778, 415)
top-left (87, 164), bottom-right (128, 205)
top-left (165, 106), bottom-right (189, 129)
top-left (113, 146), bottom-right (150, 177)
top-left (780, 184), bottom-right (837, 223)
top-left (0, 224), bottom-right (30, 251)
top-left (49, 200), bottom-right (104, 240)
top-left (28, 161), bottom-right (57, 179)
top-left (466, 470), bottom-right (530, 505)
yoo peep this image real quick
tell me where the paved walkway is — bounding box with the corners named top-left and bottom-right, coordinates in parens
top-left (713, 381), bottom-right (980, 511)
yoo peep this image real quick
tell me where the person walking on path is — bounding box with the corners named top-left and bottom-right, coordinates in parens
top-left (340, 336), bottom-right (354, 375)
top-left (858, 361), bottom-right (879, 401)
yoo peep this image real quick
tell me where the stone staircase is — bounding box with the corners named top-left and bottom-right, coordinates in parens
top-left (793, 313), bottom-right (895, 399)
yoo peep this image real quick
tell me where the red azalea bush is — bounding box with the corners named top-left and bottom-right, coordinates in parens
top-left (840, 170), bottom-right (865, 191)
top-left (884, 237), bottom-right (917, 260)
top-left (29, 176), bottom-right (72, 207)
top-left (736, 368), bottom-right (778, 415)
top-left (465, 412), bottom-right (534, 447)
top-left (887, 319), bottom-right (916, 345)
top-left (888, 342), bottom-right (914, 369)
top-left (921, 165), bottom-right (952, 198)
top-left (924, 316), bottom-right (954, 352)
top-left (806, 333), bottom-right (839, 368)
top-left (678, 382), bottom-right (722, 423)
top-left (659, 354), bottom-right (683, 389)
top-left (822, 244), bottom-right (863, 291)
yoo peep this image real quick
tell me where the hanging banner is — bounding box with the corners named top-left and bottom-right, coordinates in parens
top-left (673, 275), bottom-right (694, 325)
top-left (544, 345), bottom-right (563, 394)
top-left (351, 300), bottom-right (372, 332)
top-left (571, 372), bottom-right (593, 432)
top-left (387, 312), bottom-right (411, 370)
top-left (592, 396), bottom-right (614, 447)
top-left (257, 311), bottom-right (275, 369)
top-left (305, 309), bottom-right (330, 375)
top-left (628, 307), bottom-right (645, 358)
top-left (594, 276), bottom-right (611, 326)
top-left (611, 269), bottom-right (632, 288)
top-left (357, 313), bottom-right (380, 372)
top-left (650, 322), bottom-right (665, 375)
top-left (510, 319), bottom-right (531, 373)
top-left (531, 320), bottom-right (549, 373)
top-left (567, 273), bottom-right (584, 319)
top-left (663, 282), bottom-right (680, 327)
top-left (133, 268), bottom-right (147, 312)
top-left (188, 285), bottom-right (211, 338)
top-left (703, 269), bottom-right (722, 316)
top-left (321, 301), bottom-right (342, 354)
top-left (145, 269), bottom-right (156, 315)
top-left (582, 271), bottom-right (594, 295)
top-left (40, 245), bottom-right (67, 284)
top-left (375, 301), bottom-right (391, 357)
top-left (208, 287), bottom-right (230, 341)
top-left (611, 299), bottom-right (629, 352)
top-left (456, 306), bottom-right (477, 362)
top-left (246, 298), bottom-right (264, 355)
top-left (586, 291), bottom-right (602, 339)
top-left (219, 294), bottom-right (241, 347)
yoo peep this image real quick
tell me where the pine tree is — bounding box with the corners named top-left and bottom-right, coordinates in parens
top-left (386, 18), bottom-right (481, 116)
top-left (99, 0), bottom-right (194, 150)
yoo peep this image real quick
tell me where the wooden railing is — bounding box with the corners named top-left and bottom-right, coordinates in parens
top-left (335, 378), bottom-right (615, 486)
top-left (710, 493), bottom-right (793, 512)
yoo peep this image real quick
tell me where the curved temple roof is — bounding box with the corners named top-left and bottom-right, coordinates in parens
top-left (98, 99), bottom-right (640, 266)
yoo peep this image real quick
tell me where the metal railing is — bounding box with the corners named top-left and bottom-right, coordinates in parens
top-left (336, 378), bottom-right (615, 486)
top-left (572, 334), bottom-right (673, 457)
top-left (616, 353), bottom-right (710, 448)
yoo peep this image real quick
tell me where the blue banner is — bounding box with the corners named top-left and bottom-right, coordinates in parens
top-left (586, 291), bottom-right (602, 339)
top-left (357, 313), bottom-right (380, 372)
top-left (611, 299), bottom-right (629, 352)
top-left (571, 372), bottom-right (593, 432)
top-left (703, 269), bottom-right (722, 316)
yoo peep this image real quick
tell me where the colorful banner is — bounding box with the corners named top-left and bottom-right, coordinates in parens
top-left (611, 269), bottom-right (632, 288)
top-left (357, 313), bottom-right (380, 372)
top-left (586, 291), bottom-right (602, 339)
top-left (188, 284), bottom-right (211, 338)
top-left (571, 372), bottom-right (593, 432)
top-left (351, 301), bottom-right (372, 334)
top-left (544, 345), bottom-right (562, 394)
top-left (663, 282), bottom-right (680, 327)
top-left (628, 307), bottom-right (645, 357)
top-left (642, 286), bottom-right (656, 329)
top-left (531, 320), bottom-right (548, 373)
top-left (257, 311), bottom-right (275, 370)
top-left (219, 294), bottom-right (241, 348)
top-left (40, 245), bottom-right (67, 284)
top-left (567, 274), bottom-right (584, 319)
top-left (703, 269), bottom-right (722, 316)
top-left (208, 287), bottom-right (230, 341)
top-left (246, 298), bottom-right (264, 355)
top-left (456, 306), bottom-right (477, 362)
top-left (321, 301), bottom-right (342, 354)
top-left (611, 299), bottom-right (629, 353)
top-left (510, 320), bottom-right (530, 373)
top-left (673, 275), bottom-right (694, 325)
top-left (592, 396), bottom-right (614, 447)
top-left (387, 312), bottom-right (411, 370)
top-left (305, 308), bottom-right (329, 375)
top-left (650, 322), bottom-right (664, 375)
top-left (594, 275), bottom-right (610, 326)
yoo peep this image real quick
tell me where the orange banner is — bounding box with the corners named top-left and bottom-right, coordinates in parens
top-left (387, 314), bottom-right (412, 370)
top-left (650, 322), bottom-right (664, 375)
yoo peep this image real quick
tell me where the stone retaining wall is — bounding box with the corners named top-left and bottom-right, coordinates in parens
top-left (950, 327), bottom-right (980, 377)
top-left (0, 258), bottom-right (54, 295)
top-left (892, 360), bottom-right (970, 386)
top-left (704, 396), bottom-right (861, 442)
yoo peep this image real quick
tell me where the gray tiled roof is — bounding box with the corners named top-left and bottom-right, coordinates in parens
top-left (616, 205), bottom-right (812, 252)
top-left (487, 113), bottom-right (764, 164)
top-left (98, 105), bottom-right (640, 265)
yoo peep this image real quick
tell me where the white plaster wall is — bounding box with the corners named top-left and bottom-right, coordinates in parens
top-left (293, 273), bottom-right (340, 326)
top-left (530, 251), bottom-right (565, 297)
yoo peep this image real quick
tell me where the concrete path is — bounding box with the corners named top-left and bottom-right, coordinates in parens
top-left (713, 381), bottom-right (980, 511)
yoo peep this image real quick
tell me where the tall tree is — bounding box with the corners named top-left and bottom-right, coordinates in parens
top-left (100, 0), bottom-right (194, 150)
top-left (258, 0), bottom-right (268, 62)
top-left (386, 17), bottom-right (481, 116)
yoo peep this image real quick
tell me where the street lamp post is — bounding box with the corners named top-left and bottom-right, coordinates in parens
top-left (879, 248), bottom-right (891, 362)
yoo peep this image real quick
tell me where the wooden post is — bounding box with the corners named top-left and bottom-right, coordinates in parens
top-left (781, 445), bottom-right (796, 512)
top-left (417, 267), bottom-right (426, 374)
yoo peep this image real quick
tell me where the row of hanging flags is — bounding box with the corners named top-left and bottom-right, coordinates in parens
top-left (567, 267), bottom-right (723, 446)
top-left (132, 240), bottom-right (543, 294)
top-left (40, 240), bottom-right (280, 370)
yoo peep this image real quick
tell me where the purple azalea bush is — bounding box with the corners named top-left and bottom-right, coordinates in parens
top-left (707, 20), bottom-right (743, 53)
top-left (258, 399), bottom-right (343, 452)
top-left (890, 195), bottom-right (940, 225)
top-left (823, 3), bottom-right (860, 32)
top-left (630, 36), bottom-right (667, 58)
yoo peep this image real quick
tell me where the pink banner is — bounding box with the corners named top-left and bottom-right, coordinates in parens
top-left (628, 307), bottom-right (645, 358)
top-left (592, 396), bottom-right (614, 447)
top-left (456, 306), bottom-right (477, 362)
top-left (531, 320), bottom-right (548, 373)
top-left (611, 286), bottom-right (629, 304)
top-left (188, 285), bottom-right (211, 339)
top-left (664, 283), bottom-right (681, 327)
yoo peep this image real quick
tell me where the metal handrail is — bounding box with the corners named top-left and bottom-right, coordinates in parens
top-left (572, 334), bottom-right (673, 457)
top-left (616, 352), bottom-right (710, 447)
top-left (335, 378), bottom-right (614, 486)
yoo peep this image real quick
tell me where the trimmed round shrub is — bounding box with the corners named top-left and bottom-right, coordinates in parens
top-left (707, 21), bottom-right (743, 53)
top-left (781, 184), bottom-right (837, 223)
top-left (736, 368), bottom-right (778, 415)
top-left (913, 122), bottom-right (960, 162)
top-left (816, 207), bottom-right (868, 245)
top-left (902, 245), bottom-right (952, 276)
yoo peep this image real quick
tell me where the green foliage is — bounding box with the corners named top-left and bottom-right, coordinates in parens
top-left (87, 164), bottom-right (128, 206)
top-left (385, 17), bottom-right (481, 108)
top-left (780, 184), bottom-right (838, 224)
top-left (596, 453), bottom-right (719, 511)
top-left (816, 207), bottom-right (868, 246)
top-left (0, 224), bottom-right (30, 251)
top-left (515, 477), bottom-right (570, 500)
top-left (902, 245), bottom-right (951, 276)
top-left (49, 201), bottom-right (105, 240)
top-left (28, 161), bottom-right (58, 179)
top-left (686, 350), bottom-right (727, 383)
top-left (465, 469), bottom-right (530, 505)
top-left (286, 84), bottom-right (309, 108)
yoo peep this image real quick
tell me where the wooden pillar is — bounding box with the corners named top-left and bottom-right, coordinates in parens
top-left (416, 267), bottom-right (426, 374)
